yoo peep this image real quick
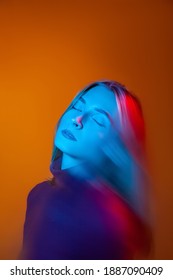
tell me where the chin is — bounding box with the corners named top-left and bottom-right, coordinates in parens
top-left (55, 143), bottom-right (73, 156)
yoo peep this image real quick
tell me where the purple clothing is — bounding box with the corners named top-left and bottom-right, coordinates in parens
top-left (20, 157), bottom-right (144, 260)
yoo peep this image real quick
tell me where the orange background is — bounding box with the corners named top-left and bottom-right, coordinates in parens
top-left (0, 0), bottom-right (172, 259)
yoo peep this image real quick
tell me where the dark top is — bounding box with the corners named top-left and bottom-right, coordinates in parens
top-left (19, 157), bottom-right (149, 260)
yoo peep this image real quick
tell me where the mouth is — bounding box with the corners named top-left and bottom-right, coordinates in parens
top-left (61, 129), bottom-right (77, 141)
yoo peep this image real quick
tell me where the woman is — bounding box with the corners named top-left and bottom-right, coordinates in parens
top-left (19, 79), bottom-right (153, 260)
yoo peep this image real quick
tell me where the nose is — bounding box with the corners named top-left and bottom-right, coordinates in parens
top-left (72, 115), bottom-right (83, 129)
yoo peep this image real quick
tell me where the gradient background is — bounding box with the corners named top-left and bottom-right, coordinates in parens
top-left (0, 0), bottom-right (172, 259)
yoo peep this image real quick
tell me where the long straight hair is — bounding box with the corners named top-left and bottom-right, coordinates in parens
top-left (51, 80), bottom-right (146, 161)
top-left (49, 80), bottom-right (152, 222)
top-left (47, 79), bottom-right (154, 258)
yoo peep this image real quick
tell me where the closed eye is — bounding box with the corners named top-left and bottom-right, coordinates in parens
top-left (92, 118), bottom-right (105, 127)
top-left (71, 105), bottom-right (82, 112)
top-left (71, 105), bottom-right (106, 127)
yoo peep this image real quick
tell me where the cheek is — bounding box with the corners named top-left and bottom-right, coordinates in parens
top-left (58, 114), bottom-right (69, 128)
top-left (83, 131), bottom-right (105, 149)
top-left (98, 132), bottom-right (105, 139)
top-left (59, 109), bottom-right (74, 125)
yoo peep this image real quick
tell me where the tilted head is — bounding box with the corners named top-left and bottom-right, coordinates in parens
top-left (48, 79), bottom-right (153, 259)
top-left (52, 79), bottom-right (146, 174)
top-left (51, 80), bottom-right (150, 219)
top-left (54, 82), bottom-right (119, 168)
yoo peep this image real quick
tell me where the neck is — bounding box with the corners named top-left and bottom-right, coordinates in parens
top-left (61, 153), bottom-right (97, 182)
top-left (61, 153), bottom-right (83, 170)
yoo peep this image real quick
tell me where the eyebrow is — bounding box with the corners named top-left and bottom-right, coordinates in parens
top-left (79, 96), bottom-right (110, 120)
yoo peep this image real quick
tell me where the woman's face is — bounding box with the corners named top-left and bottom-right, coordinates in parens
top-left (54, 84), bottom-right (118, 168)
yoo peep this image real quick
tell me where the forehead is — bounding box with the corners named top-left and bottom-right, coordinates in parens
top-left (80, 84), bottom-right (117, 118)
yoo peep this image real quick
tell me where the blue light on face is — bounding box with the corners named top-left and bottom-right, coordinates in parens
top-left (54, 85), bottom-right (117, 169)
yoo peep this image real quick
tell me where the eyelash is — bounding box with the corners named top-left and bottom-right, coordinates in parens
top-left (71, 105), bottom-right (82, 112)
top-left (92, 119), bottom-right (105, 127)
top-left (71, 105), bottom-right (105, 127)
